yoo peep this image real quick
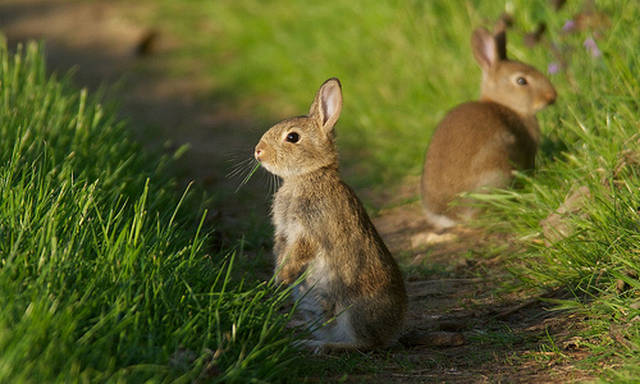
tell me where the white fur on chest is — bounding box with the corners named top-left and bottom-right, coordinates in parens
top-left (272, 187), bottom-right (294, 236)
top-left (273, 183), bottom-right (335, 307)
top-left (272, 185), bottom-right (318, 242)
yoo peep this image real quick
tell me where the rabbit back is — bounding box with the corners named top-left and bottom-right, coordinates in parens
top-left (421, 101), bottom-right (538, 224)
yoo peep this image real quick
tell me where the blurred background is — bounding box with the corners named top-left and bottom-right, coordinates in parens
top-left (0, 0), bottom-right (620, 278)
top-left (3, 1), bottom-right (639, 381)
top-left (0, 0), bottom-right (573, 209)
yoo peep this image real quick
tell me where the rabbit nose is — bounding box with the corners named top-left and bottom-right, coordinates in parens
top-left (254, 144), bottom-right (264, 160)
top-left (546, 89), bottom-right (557, 104)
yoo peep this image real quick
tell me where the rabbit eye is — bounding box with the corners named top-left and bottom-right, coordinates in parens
top-left (285, 132), bottom-right (300, 143)
top-left (516, 76), bottom-right (528, 86)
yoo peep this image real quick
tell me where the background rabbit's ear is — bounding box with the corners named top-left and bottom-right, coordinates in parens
top-left (494, 28), bottom-right (507, 60)
top-left (472, 27), bottom-right (501, 70)
top-left (309, 77), bottom-right (342, 135)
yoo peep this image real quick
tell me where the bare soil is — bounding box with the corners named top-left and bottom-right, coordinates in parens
top-left (358, 202), bottom-right (593, 383)
top-left (0, 2), bottom-right (594, 382)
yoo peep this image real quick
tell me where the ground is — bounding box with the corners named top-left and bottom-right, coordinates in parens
top-left (0, 1), bottom-right (596, 382)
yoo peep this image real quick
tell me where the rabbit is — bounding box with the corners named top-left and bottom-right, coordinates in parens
top-left (254, 78), bottom-right (407, 353)
top-left (421, 26), bottom-right (557, 230)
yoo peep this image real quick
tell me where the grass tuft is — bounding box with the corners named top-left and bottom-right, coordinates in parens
top-left (0, 40), bottom-right (298, 382)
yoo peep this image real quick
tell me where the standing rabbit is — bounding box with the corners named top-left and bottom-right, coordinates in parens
top-left (421, 27), bottom-right (557, 230)
top-left (254, 78), bottom-right (407, 352)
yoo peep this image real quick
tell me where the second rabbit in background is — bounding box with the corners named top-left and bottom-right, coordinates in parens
top-left (421, 26), bottom-right (557, 230)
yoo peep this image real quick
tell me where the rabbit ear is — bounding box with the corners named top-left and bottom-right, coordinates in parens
top-left (472, 27), bottom-right (503, 70)
top-left (309, 78), bottom-right (343, 135)
top-left (494, 28), bottom-right (507, 60)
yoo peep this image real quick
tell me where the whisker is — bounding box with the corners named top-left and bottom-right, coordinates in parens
top-left (227, 166), bottom-right (245, 179)
top-left (235, 159), bottom-right (261, 192)
top-left (226, 156), bottom-right (254, 179)
top-left (226, 161), bottom-right (252, 179)
top-left (224, 149), bottom-right (252, 162)
top-left (267, 172), bottom-right (274, 197)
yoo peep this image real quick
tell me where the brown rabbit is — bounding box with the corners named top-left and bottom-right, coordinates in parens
top-left (254, 78), bottom-right (407, 352)
top-left (421, 27), bottom-right (557, 230)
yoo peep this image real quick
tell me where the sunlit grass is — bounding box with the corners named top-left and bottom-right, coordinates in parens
top-left (138, 0), bottom-right (640, 379)
top-left (0, 40), bottom-right (298, 382)
top-left (4, 0), bottom-right (640, 380)
top-left (472, 1), bottom-right (640, 379)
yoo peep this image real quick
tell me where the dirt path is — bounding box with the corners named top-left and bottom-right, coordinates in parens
top-left (363, 202), bottom-right (592, 383)
top-left (0, 2), bottom-right (593, 382)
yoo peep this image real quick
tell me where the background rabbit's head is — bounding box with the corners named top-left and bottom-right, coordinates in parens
top-left (254, 78), bottom-right (342, 178)
top-left (472, 27), bottom-right (557, 117)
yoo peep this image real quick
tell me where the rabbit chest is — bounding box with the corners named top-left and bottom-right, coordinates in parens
top-left (272, 184), bottom-right (337, 315)
top-left (272, 181), bottom-right (330, 244)
top-left (272, 184), bottom-right (335, 273)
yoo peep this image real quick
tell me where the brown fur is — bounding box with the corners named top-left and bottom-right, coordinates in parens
top-left (421, 27), bottom-right (557, 229)
top-left (255, 78), bottom-right (407, 351)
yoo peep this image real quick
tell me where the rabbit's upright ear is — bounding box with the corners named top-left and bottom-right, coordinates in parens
top-left (494, 27), bottom-right (507, 61)
top-left (309, 78), bottom-right (343, 135)
top-left (472, 27), bottom-right (504, 71)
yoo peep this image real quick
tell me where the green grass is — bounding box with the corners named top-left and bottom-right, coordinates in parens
top-left (140, 0), bottom-right (599, 190)
top-left (0, 40), bottom-right (299, 382)
top-left (142, 0), bottom-right (504, 189)
top-left (139, 0), bottom-right (610, 195)
top-left (470, 1), bottom-right (640, 380)
top-left (133, 0), bottom-right (640, 380)
top-left (5, 0), bottom-right (640, 381)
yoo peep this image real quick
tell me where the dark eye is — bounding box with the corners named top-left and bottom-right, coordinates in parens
top-left (286, 132), bottom-right (299, 143)
top-left (516, 76), bottom-right (528, 85)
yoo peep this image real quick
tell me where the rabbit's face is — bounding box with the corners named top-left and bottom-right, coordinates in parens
top-left (254, 116), bottom-right (337, 178)
top-left (255, 78), bottom-right (343, 178)
top-left (472, 27), bottom-right (557, 117)
top-left (482, 60), bottom-right (557, 116)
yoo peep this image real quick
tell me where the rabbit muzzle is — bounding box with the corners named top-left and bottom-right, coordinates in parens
top-left (254, 140), bottom-right (278, 174)
top-left (254, 142), bottom-right (266, 162)
top-left (533, 87), bottom-right (557, 112)
top-left (544, 88), bottom-right (557, 105)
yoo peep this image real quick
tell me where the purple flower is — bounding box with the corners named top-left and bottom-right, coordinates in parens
top-left (562, 20), bottom-right (576, 32)
top-left (548, 62), bottom-right (560, 74)
top-left (584, 37), bottom-right (602, 57)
